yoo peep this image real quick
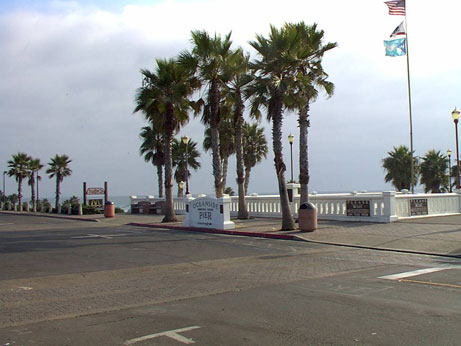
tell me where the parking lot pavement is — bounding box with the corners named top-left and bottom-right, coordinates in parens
top-left (2, 211), bottom-right (461, 257)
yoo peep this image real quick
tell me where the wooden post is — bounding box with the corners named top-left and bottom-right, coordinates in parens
top-left (83, 182), bottom-right (87, 206)
top-left (104, 181), bottom-right (108, 204)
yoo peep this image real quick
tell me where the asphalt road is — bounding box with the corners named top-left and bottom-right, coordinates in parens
top-left (1, 214), bottom-right (461, 346)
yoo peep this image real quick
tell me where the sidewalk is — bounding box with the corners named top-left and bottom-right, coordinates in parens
top-left (2, 211), bottom-right (461, 258)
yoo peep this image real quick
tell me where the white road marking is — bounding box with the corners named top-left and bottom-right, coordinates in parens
top-left (71, 234), bottom-right (131, 239)
top-left (124, 326), bottom-right (200, 345)
top-left (11, 287), bottom-right (33, 292)
top-left (379, 267), bottom-right (449, 280)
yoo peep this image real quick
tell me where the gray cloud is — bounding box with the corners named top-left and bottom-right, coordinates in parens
top-left (1, 1), bottom-right (460, 201)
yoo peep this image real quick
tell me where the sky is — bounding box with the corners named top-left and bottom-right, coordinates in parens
top-left (1, 0), bottom-right (460, 201)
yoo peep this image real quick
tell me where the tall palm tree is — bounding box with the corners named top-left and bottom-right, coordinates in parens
top-left (242, 122), bottom-right (268, 195)
top-left (178, 30), bottom-right (233, 198)
top-left (134, 58), bottom-right (197, 222)
top-left (46, 154), bottom-right (72, 213)
top-left (7, 152), bottom-right (31, 211)
top-left (203, 117), bottom-right (235, 190)
top-left (28, 158), bottom-right (43, 212)
top-left (172, 138), bottom-right (201, 197)
top-left (224, 48), bottom-right (253, 219)
top-left (285, 22), bottom-right (337, 204)
top-left (382, 145), bottom-right (419, 191)
top-left (420, 150), bottom-right (449, 193)
top-left (247, 24), bottom-right (299, 230)
top-left (139, 123), bottom-right (165, 198)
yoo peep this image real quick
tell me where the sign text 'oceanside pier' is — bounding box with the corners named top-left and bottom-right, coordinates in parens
top-left (183, 196), bottom-right (235, 230)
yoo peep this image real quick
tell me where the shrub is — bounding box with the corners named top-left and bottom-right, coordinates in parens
top-left (115, 207), bottom-right (125, 214)
top-left (82, 205), bottom-right (102, 215)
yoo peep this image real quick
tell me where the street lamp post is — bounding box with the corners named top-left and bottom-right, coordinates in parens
top-left (447, 149), bottom-right (452, 192)
top-left (288, 133), bottom-right (294, 183)
top-left (452, 108), bottom-right (460, 189)
top-left (182, 136), bottom-right (190, 196)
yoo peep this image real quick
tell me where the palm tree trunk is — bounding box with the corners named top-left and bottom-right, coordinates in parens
top-left (298, 105), bottom-right (310, 204)
top-left (210, 80), bottom-right (224, 198)
top-left (18, 177), bottom-right (23, 212)
top-left (272, 93), bottom-right (296, 231)
top-left (31, 173), bottom-right (37, 212)
top-left (235, 111), bottom-right (248, 219)
top-left (55, 176), bottom-right (61, 213)
top-left (156, 164), bottom-right (164, 198)
top-left (163, 105), bottom-right (178, 222)
top-left (244, 166), bottom-right (251, 196)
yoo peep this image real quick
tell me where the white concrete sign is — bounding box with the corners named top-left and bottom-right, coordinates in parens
top-left (183, 195), bottom-right (235, 230)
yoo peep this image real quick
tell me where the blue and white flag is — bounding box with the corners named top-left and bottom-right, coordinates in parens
top-left (384, 38), bottom-right (406, 56)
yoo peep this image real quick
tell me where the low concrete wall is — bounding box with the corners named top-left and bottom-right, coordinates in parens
top-left (131, 191), bottom-right (461, 223)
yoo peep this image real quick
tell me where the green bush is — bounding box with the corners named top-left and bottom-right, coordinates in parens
top-left (39, 199), bottom-right (52, 212)
top-left (82, 205), bottom-right (103, 215)
top-left (61, 196), bottom-right (81, 215)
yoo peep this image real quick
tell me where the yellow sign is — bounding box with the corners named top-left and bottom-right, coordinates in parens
top-left (88, 199), bottom-right (103, 207)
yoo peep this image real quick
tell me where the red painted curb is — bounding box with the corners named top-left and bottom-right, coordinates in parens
top-left (127, 222), bottom-right (298, 241)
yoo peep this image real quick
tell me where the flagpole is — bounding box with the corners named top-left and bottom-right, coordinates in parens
top-left (404, 10), bottom-right (414, 193)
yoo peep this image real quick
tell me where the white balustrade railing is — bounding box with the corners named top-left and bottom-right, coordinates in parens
top-left (131, 191), bottom-right (461, 223)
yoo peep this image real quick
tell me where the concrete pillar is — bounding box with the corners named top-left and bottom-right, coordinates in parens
top-left (383, 191), bottom-right (398, 222)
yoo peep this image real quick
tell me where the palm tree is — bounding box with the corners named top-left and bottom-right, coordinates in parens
top-left (382, 145), bottom-right (419, 191)
top-left (7, 152), bottom-right (31, 211)
top-left (139, 123), bottom-right (165, 198)
top-left (134, 58), bottom-right (196, 222)
top-left (28, 158), bottom-right (44, 212)
top-left (172, 137), bottom-right (201, 197)
top-left (242, 122), bottom-right (268, 195)
top-left (420, 150), bottom-right (449, 193)
top-left (284, 22), bottom-right (337, 204)
top-left (224, 48), bottom-right (253, 219)
top-left (247, 24), bottom-right (299, 230)
top-left (46, 154), bottom-right (72, 213)
top-left (178, 30), bottom-right (233, 198)
top-left (203, 117), bottom-right (235, 190)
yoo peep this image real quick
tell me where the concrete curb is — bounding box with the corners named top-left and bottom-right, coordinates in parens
top-left (127, 223), bottom-right (461, 258)
top-left (127, 222), bottom-right (299, 241)
top-left (293, 236), bottom-right (461, 259)
top-left (0, 211), bottom-right (101, 223)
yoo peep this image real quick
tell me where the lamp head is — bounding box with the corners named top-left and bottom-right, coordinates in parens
top-left (182, 136), bottom-right (189, 145)
top-left (452, 107), bottom-right (460, 121)
top-left (447, 149), bottom-right (453, 157)
top-left (288, 133), bottom-right (294, 144)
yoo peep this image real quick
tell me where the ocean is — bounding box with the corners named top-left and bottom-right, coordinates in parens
top-left (110, 196), bottom-right (132, 212)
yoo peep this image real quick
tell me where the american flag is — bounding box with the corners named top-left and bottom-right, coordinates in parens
top-left (384, 0), bottom-right (406, 15)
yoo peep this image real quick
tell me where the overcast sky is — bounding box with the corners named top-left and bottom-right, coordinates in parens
top-left (1, 0), bottom-right (460, 200)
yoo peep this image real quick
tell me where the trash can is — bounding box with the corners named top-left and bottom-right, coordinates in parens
top-left (298, 202), bottom-right (317, 232)
top-left (104, 201), bottom-right (115, 218)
